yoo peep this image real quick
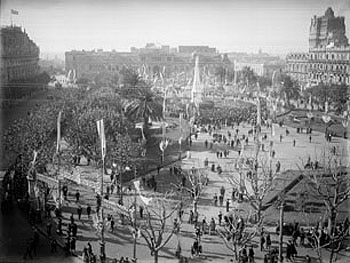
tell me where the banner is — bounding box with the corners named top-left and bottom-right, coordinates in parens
top-left (134, 180), bottom-right (152, 205)
top-left (57, 111), bottom-right (62, 153)
top-left (36, 173), bottom-right (59, 187)
top-left (96, 119), bottom-right (106, 159)
top-left (103, 199), bottom-right (134, 217)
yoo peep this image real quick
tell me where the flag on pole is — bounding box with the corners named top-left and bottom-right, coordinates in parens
top-left (133, 180), bottom-right (152, 205)
top-left (96, 119), bottom-right (106, 159)
top-left (56, 111), bottom-right (62, 153)
top-left (11, 9), bottom-right (19, 15)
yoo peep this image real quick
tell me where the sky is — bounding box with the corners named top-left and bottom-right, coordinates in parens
top-left (1, 0), bottom-right (349, 56)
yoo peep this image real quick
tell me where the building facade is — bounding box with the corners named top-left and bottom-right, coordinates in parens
top-left (65, 44), bottom-right (232, 81)
top-left (286, 8), bottom-right (350, 87)
top-left (308, 46), bottom-right (350, 85)
top-left (1, 26), bottom-right (40, 84)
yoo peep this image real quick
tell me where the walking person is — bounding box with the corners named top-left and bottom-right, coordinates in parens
top-left (77, 205), bottom-right (83, 220)
top-left (218, 211), bottom-right (223, 225)
top-left (87, 204), bottom-right (91, 218)
top-left (219, 194), bottom-right (224, 206)
top-left (248, 246), bottom-right (255, 263)
top-left (75, 190), bottom-right (80, 202)
top-left (110, 218), bottom-right (115, 232)
top-left (260, 233), bottom-right (265, 251)
top-left (266, 233), bottom-right (272, 250)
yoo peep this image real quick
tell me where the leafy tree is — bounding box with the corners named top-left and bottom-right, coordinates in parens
top-left (240, 67), bottom-right (257, 87)
top-left (280, 74), bottom-right (301, 107)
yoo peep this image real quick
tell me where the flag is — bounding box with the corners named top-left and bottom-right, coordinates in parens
top-left (56, 111), bottom-right (62, 153)
top-left (96, 119), bottom-right (106, 159)
top-left (11, 9), bottom-right (19, 15)
top-left (31, 150), bottom-right (38, 166)
top-left (133, 180), bottom-right (152, 205)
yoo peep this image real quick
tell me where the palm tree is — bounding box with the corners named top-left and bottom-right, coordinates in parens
top-left (124, 86), bottom-right (164, 140)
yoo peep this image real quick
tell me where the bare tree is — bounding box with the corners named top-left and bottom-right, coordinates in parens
top-left (171, 166), bottom-right (208, 221)
top-left (231, 152), bottom-right (277, 225)
top-left (217, 210), bottom-right (258, 262)
top-left (138, 195), bottom-right (181, 263)
top-left (301, 152), bottom-right (350, 263)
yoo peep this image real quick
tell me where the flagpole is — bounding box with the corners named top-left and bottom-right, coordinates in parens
top-left (133, 166), bottom-right (137, 261)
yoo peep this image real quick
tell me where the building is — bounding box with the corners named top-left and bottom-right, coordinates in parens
top-left (230, 50), bottom-right (285, 79)
top-left (309, 7), bottom-right (349, 49)
top-left (1, 26), bottom-right (40, 84)
top-left (65, 44), bottom-right (232, 81)
top-left (285, 53), bottom-right (309, 85)
top-left (286, 7), bottom-right (350, 86)
top-left (308, 46), bottom-right (350, 85)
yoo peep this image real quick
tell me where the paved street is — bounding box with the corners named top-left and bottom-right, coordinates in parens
top-left (43, 120), bottom-right (349, 262)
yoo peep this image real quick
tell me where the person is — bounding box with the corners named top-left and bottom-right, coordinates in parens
top-left (70, 237), bottom-right (76, 254)
top-left (248, 246), bottom-right (255, 263)
top-left (309, 135), bottom-right (312, 143)
top-left (204, 139), bottom-right (208, 148)
top-left (47, 221), bottom-right (52, 236)
top-left (75, 190), bottom-right (80, 202)
top-left (260, 234), bottom-right (265, 251)
top-left (293, 139), bottom-right (296, 147)
top-left (218, 211), bottom-right (223, 225)
top-left (305, 255), bottom-right (311, 263)
top-left (213, 193), bottom-right (218, 206)
top-left (280, 134), bottom-right (283, 142)
top-left (32, 228), bottom-right (39, 256)
top-left (87, 204), bottom-right (91, 218)
top-left (77, 205), bottom-right (83, 220)
top-left (23, 240), bottom-right (33, 259)
top-left (139, 205), bottom-right (144, 219)
top-left (219, 194), bottom-right (224, 206)
top-left (62, 185), bottom-right (68, 200)
top-left (110, 218), bottom-right (115, 232)
top-left (266, 233), bottom-right (271, 250)
top-left (220, 186), bottom-right (226, 198)
top-left (276, 161), bottom-right (281, 173)
top-left (226, 199), bottom-right (230, 212)
top-left (209, 218), bottom-right (216, 235)
top-left (50, 238), bottom-right (57, 253)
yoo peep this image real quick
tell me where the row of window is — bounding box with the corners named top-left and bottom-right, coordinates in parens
top-left (309, 52), bottom-right (350, 61)
top-left (288, 62), bottom-right (349, 74)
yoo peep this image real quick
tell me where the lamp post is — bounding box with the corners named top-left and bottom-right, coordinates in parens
top-left (100, 156), bottom-right (106, 262)
top-left (126, 166), bottom-right (138, 261)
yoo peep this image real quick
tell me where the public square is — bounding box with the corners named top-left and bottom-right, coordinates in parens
top-left (1, 1), bottom-right (350, 263)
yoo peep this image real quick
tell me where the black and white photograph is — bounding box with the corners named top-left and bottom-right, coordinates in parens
top-left (0, 0), bottom-right (349, 262)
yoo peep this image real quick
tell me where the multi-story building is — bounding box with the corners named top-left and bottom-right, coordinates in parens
top-left (1, 26), bottom-right (40, 84)
top-left (309, 7), bottom-right (349, 49)
top-left (65, 44), bottom-right (232, 81)
top-left (285, 53), bottom-right (309, 85)
top-left (286, 8), bottom-right (349, 87)
top-left (308, 46), bottom-right (350, 85)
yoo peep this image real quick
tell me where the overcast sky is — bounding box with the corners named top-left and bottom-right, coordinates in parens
top-left (1, 0), bottom-right (349, 55)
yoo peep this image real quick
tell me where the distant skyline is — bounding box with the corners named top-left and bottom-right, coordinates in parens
top-left (1, 0), bottom-right (349, 56)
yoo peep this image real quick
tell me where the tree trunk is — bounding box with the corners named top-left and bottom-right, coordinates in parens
top-left (328, 209), bottom-right (336, 235)
top-left (154, 250), bottom-right (159, 263)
